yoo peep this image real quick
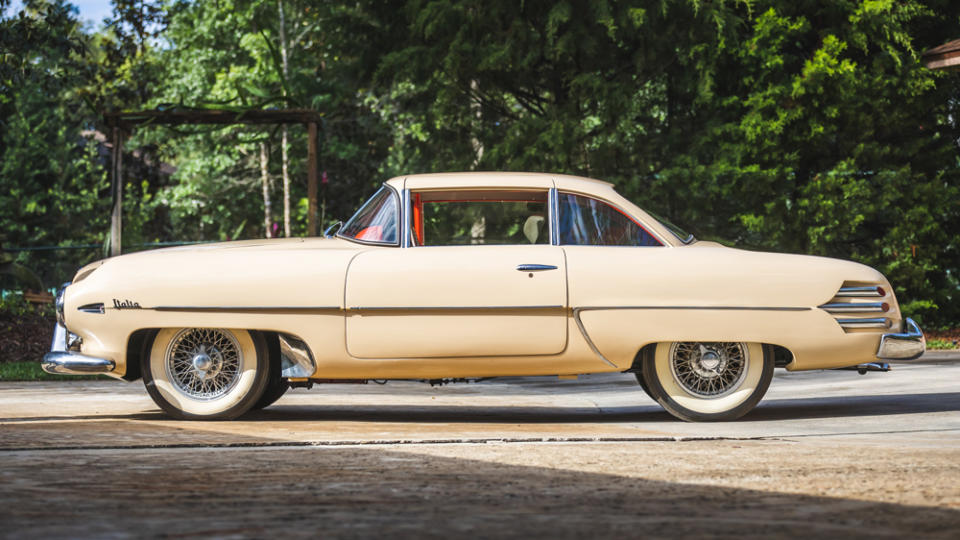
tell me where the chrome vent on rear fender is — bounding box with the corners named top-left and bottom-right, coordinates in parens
top-left (821, 284), bottom-right (892, 330)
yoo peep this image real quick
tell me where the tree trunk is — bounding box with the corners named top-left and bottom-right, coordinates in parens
top-left (281, 125), bottom-right (290, 237)
top-left (260, 141), bottom-right (272, 239)
top-left (470, 79), bottom-right (483, 167)
top-left (278, 0), bottom-right (291, 237)
top-left (109, 127), bottom-right (123, 256)
top-left (278, 0), bottom-right (289, 79)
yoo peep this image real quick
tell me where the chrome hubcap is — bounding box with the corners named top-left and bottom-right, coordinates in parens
top-left (669, 342), bottom-right (748, 398)
top-left (192, 352), bottom-right (213, 371)
top-left (166, 329), bottom-right (242, 400)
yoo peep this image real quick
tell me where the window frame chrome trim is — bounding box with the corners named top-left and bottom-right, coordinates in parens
top-left (401, 187), bottom-right (412, 248)
top-left (403, 186), bottom-right (552, 247)
top-left (549, 187), bottom-right (560, 246)
top-left (336, 183), bottom-right (402, 247)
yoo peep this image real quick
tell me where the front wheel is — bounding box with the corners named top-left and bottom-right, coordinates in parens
top-left (143, 328), bottom-right (270, 420)
top-left (640, 341), bottom-right (772, 422)
top-left (252, 333), bottom-right (288, 410)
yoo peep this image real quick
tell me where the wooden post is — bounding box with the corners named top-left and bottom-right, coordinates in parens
top-left (307, 121), bottom-right (318, 236)
top-left (110, 126), bottom-right (123, 256)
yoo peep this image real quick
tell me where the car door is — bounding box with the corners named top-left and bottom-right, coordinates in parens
top-left (345, 188), bottom-right (568, 359)
top-left (345, 246), bottom-right (567, 358)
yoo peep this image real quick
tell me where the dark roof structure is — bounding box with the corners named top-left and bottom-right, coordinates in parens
top-left (104, 108), bottom-right (322, 256)
top-left (104, 108), bottom-right (323, 128)
top-left (922, 39), bottom-right (960, 71)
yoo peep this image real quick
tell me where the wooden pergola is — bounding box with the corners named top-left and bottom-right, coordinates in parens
top-left (922, 39), bottom-right (960, 71)
top-left (103, 108), bottom-right (323, 256)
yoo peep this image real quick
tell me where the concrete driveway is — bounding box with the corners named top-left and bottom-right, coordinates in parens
top-left (1, 356), bottom-right (958, 538)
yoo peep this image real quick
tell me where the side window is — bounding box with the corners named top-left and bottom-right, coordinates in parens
top-left (412, 190), bottom-right (548, 246)
top-left (339, 186), bottom-right (398, 245)
top-left (558, 192), bottom-right (661, 246)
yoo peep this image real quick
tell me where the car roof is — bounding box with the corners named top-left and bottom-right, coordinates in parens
top-left (381, 171), bottom-right (679, 247)
top-left (385, 172), bottom-right (614, 192)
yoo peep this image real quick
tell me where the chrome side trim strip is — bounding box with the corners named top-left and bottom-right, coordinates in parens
top-left (576, 305), bottom-right (810, 312)
top-left (150, 304), bottom-right (806, 314)
top-left (150, 306), bottom-right (341, 313)
top-left (349, 305), bottom-right (565, 312)
top-left (836, 318), bottom-right (889, 328)
top-left (877, 317), bottom-right (925, 360)
top-left (836, 286), bottom-right (883, 297)
top-left (820, 302), bottom-right (886, 313)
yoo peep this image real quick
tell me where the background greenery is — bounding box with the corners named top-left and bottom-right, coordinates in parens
top-left (1, 0), bottom-right (959, 328)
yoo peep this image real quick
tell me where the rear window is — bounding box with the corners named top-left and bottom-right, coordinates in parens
top-left (557, 192), bottom-right (661, 246)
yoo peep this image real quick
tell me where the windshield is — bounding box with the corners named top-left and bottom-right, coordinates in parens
top-left (338, 186), bottom-right (399, 245)
top-left (643, 208), bottom-right (696, 244)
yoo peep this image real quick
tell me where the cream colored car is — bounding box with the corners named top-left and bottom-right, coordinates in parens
top-left (43, 172), bottom-right (925, 421)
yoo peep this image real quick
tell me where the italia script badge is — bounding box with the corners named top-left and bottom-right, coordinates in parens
top-left (113, 299), bottom-right (141, 309)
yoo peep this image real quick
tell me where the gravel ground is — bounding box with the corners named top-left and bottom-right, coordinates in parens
top-left (1, 440), bottom-right (957, 539)
top-left (1, 364), bottom-right (958, 538)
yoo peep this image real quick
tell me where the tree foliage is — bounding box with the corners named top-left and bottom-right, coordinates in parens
top-left (1, 0), bottom-right (959, 326)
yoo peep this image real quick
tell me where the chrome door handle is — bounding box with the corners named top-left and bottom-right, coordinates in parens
top-left (516, 264), bottom-right (558, 272)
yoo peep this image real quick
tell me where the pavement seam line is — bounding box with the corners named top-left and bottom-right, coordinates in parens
top-left (0, 435), bottom-right (803, 452)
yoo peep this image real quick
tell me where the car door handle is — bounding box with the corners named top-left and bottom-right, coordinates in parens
top-left (516, 264), bottom-right (558, 272)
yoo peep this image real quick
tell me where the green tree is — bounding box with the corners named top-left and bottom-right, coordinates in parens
top-left (0, 0), bottom-right (109, 288)
top-left (352, 0), bottom-right (960, 327)
top-left (141, 0), bottom-right (390, 240)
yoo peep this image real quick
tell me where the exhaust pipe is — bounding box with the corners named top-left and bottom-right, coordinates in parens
top-left (837, 362), bottom-right (891, 375)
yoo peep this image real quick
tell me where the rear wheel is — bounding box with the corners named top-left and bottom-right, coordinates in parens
top-left (142, 328), bottom-right (269, 420)
top-left (640, 341), bottom-right (772, 422)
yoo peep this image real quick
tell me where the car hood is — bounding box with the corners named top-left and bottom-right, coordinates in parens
top-left (72, 237), bottom-right (360, 283)
top-left (65, 236), bottom-right (365, 313)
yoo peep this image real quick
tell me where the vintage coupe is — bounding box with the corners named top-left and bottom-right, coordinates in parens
top-left (43, 172), bottom-right (925, 421)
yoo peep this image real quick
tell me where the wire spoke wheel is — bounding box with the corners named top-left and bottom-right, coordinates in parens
top-left (144, 328), bottom-right (270, 420)
top-left (641, 341), bottom-right (773, 422)
top-left (668, 342), bottom-right (748, 398)
top-left (165, 328), bottom-right (243, 400)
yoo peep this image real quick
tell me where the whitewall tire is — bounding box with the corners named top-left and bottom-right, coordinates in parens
top-left (143, 328), bottom-right (269, 420)
top-left (641, 341), bottom-right (773, 422)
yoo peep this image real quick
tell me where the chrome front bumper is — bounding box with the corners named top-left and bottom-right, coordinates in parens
top-left (877, 317), bottom-right (925, 361)
top-left (41, 322), bottom-right (115, 375)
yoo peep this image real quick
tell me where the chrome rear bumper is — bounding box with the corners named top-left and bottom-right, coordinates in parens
top-left (877, 318), bottom-right (925, 361)
top-left (41, 322), bottom-right (115, 375)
